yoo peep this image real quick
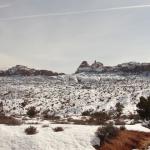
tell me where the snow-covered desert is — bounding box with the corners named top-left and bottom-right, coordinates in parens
top-left (0, 62), bottom-right (150, 150)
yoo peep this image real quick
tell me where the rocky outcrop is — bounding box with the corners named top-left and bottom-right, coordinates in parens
top-left (76, 61), bottom-right (150, 74)
top-left (91, 61), bottom-right (103, 69)
top-left (76, 61), bottom-right (104, 73)
top-left (0, 65), bottom-right (64, 76)
top-left (77, 61), bottom-right (91, 73)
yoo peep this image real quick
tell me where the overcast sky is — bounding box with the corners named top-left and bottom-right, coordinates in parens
top-left (0, 0), bottom-right (150, 73)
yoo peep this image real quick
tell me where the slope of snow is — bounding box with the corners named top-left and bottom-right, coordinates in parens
top-left (0, 123), bottom-right (99, 150)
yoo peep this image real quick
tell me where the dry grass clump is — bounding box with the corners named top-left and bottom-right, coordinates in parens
top-left (25, 126), bottom-right (37, 135)
top-left (53, 127), bottom-right (64, 132)
top-left (0, 115), bottom-right (22, 126)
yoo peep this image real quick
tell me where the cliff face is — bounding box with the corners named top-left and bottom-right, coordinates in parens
top-left (76, 61), bottom-right (150, 74)
top-left (0, 65), bottom-right (64, 76)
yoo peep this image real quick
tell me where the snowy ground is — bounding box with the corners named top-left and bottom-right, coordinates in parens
top-left (0, 122), bottom-right (150, 150)
top-left (0, 123), bottom-right (99, 150)
top-left (0, 73), bottom-right (150, 150)
top-left (0, 74), bottom-right (150, 116)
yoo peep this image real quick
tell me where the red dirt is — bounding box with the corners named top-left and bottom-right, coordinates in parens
top-left (99, 130), bottom-right (150, 150)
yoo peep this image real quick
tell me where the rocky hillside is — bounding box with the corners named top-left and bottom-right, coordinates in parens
top-left (0, 62), bottom-right (150, 117)
top-left (76, 61), bottom-right (150, 75)
top-left (0, 73), bottom-right (150, 116)
top-left (0, 65), bottom-right (64, 76)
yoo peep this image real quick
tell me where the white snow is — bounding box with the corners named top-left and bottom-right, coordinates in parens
top-left (0, 123), bottom-right (99, 150)
top-left (0, 123), bottom-right (150, 150)
top-left (126, 124), bottom-right (150, 132)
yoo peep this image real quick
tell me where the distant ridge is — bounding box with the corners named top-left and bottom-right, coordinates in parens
top-left (0, 61), bottom-right (150, 76)
top-left (76, 61), bottom-right (150, 74)
top-left (0, 65), bottom-right (65, 76)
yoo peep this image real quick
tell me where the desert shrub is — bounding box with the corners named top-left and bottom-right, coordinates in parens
top-left (82, 110), bottom-right (91, 116)
top-left (21, 101), bottom-right (28, 107)
top-left (74, 111), bottom-right (112, 125)
top-left (42, 109), bottom-right (49, 119)
top-left (128, 113), bottom-right (140, 120)
top-left (42, 110), bottom-right (60, 120)
top-left (53, 127), bottom-right (64, 132)
top-left (120, 125), bottom-right (126, 131)
top-left (91, 111), bottom-right (111, 125)
top-left (0, 115), bottom-right (22, 126)
top-left (115, 102), bottom-right (124, 117)
top-left (72, 119), bottom-right (86, 125)
top-left (27, 107), bottom-right (37, 118)
top-left (121, 113), bottom-right (140, 124)
top-left (0, 102), bottom-right (4, 115)
top-left (136, 96), bottom-right (150, 120)
top-left (67, 117), bottom-right (101, 125)
top-left (95, 123), bottom-right (119, 145)
top-left (25, 126), bottom-right (37, 135)
top-left (44, 114), bottom-right (60, 120)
